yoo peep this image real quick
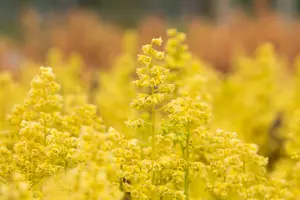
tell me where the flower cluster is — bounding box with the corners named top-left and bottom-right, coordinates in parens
top-left (0, 28), bottom-right (299, 200)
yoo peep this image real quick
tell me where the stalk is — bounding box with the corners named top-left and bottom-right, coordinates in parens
top-left (151, 86), bottom-right (157, 200)
top-left (184, 125), bottom-right (190, 200)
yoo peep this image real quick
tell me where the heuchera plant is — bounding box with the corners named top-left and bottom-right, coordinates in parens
top-left (0, 29), bottom-right (298, 200)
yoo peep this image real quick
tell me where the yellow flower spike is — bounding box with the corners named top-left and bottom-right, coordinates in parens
top-left (151, 37), bottom-right (163, 46)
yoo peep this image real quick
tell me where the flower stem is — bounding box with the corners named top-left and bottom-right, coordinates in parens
top-left (151, 86), bottom-right (156, 160)
top-left (151, 86), bottom-right (157, 200)
top-left (184, 125), bottom-right (190, 200)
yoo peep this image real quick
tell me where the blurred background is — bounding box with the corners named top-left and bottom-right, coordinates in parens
top-left (1, 0), bottom-right (300, 72)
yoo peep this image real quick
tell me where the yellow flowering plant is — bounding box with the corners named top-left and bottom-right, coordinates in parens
top-left (0, 28), bottom-right (300, 200)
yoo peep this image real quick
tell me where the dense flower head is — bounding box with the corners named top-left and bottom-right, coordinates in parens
top-left (8, 67), bottom-right (63, 131)
top-left (0, 172), bottom-right (33, 200)
top-left (42, 163), bottom-right (123, 200)
top-left (165, 97), bottom-right (211, 127)
top-left (165, 28), bottom-right (191, 71)
top-left (202, 129), bottom-right (270, 199)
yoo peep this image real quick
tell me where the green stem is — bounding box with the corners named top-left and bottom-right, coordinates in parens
top-left (151, 86), bottom-right (157, 200)
top-left (120, 164), bottom-right (124, 191)
top-left (154, 106), bottom-right (165, 112)
top-left (151, 86), bottom-right (156, 160)
top-left (184, 125), bottom-right (190, 200)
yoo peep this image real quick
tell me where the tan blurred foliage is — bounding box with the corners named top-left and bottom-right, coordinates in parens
top-left (1, 7), bottom-right (300, 72)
